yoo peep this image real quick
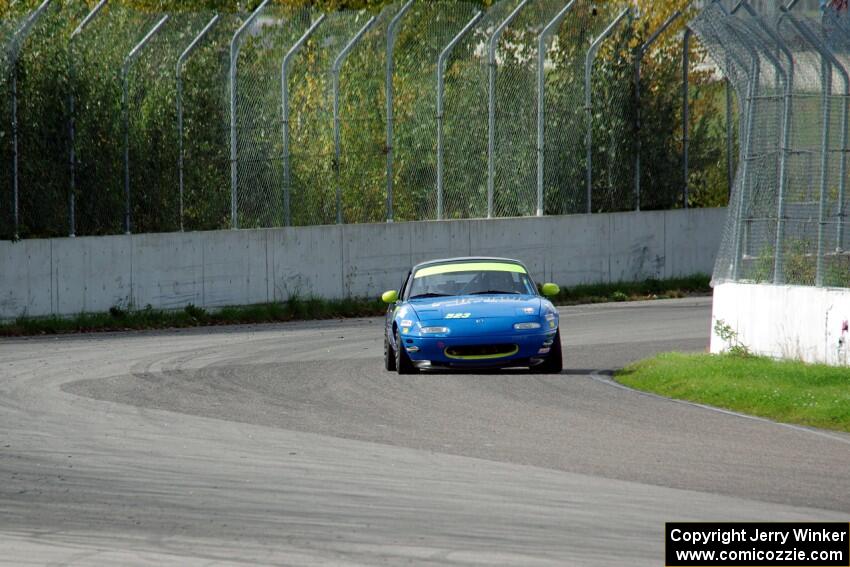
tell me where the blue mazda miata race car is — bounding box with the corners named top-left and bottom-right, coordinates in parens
top-left (382, 257), bottom-right (562, 374)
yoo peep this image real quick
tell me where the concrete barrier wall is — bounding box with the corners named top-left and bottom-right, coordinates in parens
top-left (711, 282), bottom-right (850, 365)
top-left (1, 208), bottom-right (727, 320)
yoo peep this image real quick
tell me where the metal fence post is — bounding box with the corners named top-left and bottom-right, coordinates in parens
top-left (537, 0), bottom-right (576, 218)
top-left (781, 13), bottom-right (848, 285)
top-left (726, 76), bottom-right (734, 198)
top-left (281, 14), bottom-right (325, 228)
top-left (811, 16), bottom-right (850, 253)
top-left (712, 3), bottom-right (758, 283)
top-left (332, 16), bottom-right (377, 225)
top-left (121, 14), bottom-right (168, 235)
top-left (834, 62), bottom-right (850, 255)
top-left (229, 0), bottom-right (269, 230)
top-left (634, 11), bottom-right (681, 212)
top-left (385, 0), bottom-right (413, 223)
top-left (177, 14), bottom-right (219, 233)
top-left (722, 1), bottom-right (738, 202)
top-left (8, 0), bottom-right (50, 240)
top-left (488, 0), bottom-right (529, 219)
top-left (68, 0), bottom-right (107, 238)
top-left (585, 8), bottom-right (630, 214)
top-left (737, 1), bottom-right (795, 285)
top-left (732, 20), bottom-right (789, 285)
top-left (723, 21), bottom-right (760, 282)
top-left (11, 62), bottom-right (17, 238)
top-left (436, 10), bottom-right (482, 221)
top-left (682, 27), bottom-right (691, 209)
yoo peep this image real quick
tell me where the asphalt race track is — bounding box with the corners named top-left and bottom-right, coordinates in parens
top-left (1, 297), bottom-right (848, 565)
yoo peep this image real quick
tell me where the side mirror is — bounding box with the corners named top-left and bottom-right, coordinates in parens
top-left (381, 290), bottom-right (399, 303)
top-left (541, 283), bottom-right (560, 297)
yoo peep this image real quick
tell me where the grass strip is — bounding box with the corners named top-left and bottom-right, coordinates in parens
top-left (550, 274), bottom-right (710, 305)
top-left (0, 274), bottom-right (710, 337)
top-left (616, 352), bottom-right (850, 433)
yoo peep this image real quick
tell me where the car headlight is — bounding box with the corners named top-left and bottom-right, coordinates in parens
top-left (420, 326), bottom-right (449, 334)
top-left (513, 322), bottom-right (541, 330)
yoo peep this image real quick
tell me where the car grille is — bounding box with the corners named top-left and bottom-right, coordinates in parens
top-left (444, 344), bottom-right (519, 359)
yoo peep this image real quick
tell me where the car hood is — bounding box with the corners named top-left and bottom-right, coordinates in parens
top-left (409, 294), bottom-right (541, 321)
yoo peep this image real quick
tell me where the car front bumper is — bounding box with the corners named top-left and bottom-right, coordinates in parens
top-left (400, 329), bottom-right (557, 368)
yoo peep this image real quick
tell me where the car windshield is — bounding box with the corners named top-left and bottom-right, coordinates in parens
top-left (408, 263), bottom-right (537, 299)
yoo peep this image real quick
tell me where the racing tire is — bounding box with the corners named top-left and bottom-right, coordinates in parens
top-left (394, 328), bottom-right (417, 374)
top-left (384, 330), bottom-right (397, 371)
top-left (537, 329), bottom-right (563, 374)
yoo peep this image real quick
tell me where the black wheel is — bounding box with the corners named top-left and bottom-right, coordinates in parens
top-left (394, 328), bottom-right (416, 374)
top-left (537, 329), bottom-right (563, 374)
top-left (384, 330), bottom-right (397, 371)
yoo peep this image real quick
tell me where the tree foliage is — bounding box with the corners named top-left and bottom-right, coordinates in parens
top-left (0, 0), bottom-right (730, 239)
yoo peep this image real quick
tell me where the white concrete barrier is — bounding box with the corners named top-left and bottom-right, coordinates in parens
top-left (1, 208), bottom-right (726, 320)
top-left (711, 281), bottom-right (850, 365)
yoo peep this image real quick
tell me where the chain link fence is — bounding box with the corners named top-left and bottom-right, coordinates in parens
top-left (233, 4), bottom-right (308, 229)
top-left (286, 9), bottom-right (365, 226)
top-left (73, 4), bottom-right (230, 236)
top-left (694, 0), bottom-right (850, 288)
top-left (73, 4), bottom-right (160, 236)
top-left (0, 0), bottom-right (70, 239)
top-left (0, 0), bottom-right (732, 242)
top-left (179, 13), bottom-right (243, 232)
